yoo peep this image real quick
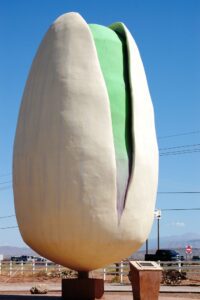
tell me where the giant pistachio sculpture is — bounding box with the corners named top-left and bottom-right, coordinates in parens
top-left (13, 13), bottom-right (158, 271)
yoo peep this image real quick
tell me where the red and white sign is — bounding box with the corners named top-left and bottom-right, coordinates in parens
top-left (185, 245), bottom-right (192, 254)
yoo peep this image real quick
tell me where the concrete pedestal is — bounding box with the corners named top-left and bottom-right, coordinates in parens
top-left (62, 278), bottom-right (104, 300)
top-left (129, 261), bottom-right (162, 300)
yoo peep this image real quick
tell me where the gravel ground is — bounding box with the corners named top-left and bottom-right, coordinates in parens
top-left (0, 292), bottom-right (200, 299)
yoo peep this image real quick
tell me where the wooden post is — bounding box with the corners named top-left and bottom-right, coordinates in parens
top-left (21, 261), bottom-right (24, 276)
top-left (45, 261), bottom-right (48, 273)
top-left (32, 259), bottom-right (35, 275)
top-left (9, 261), bottom-right (12, 277)
top-left (103, 268), bottom-right (106, 281)
top-left (120, 261), bottom-right (123, 284)
top-left (58, 264), bottom-right (61, 273)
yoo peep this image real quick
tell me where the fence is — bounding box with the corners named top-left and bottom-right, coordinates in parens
top-left (0, 260), bottom-right (130, 283)
top-left (0, 260), bottom-right (61, 277)
top-left (0, 259), bottom-right (200, 285)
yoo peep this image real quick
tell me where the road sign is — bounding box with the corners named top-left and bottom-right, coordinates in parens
top-left (185, 245), bottom-right (192, 254)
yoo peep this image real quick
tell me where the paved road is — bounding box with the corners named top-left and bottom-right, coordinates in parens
top-left (0, 294), bottom-right (199, 300)
top-left (0, 282), bottom-right (200, 293)
top-left (0, 283), bottom-right (200, 299)
top-left (106, 284), bottom-right (200, 293)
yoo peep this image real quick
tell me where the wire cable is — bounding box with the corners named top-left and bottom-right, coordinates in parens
top-left (158, 192), bottom-right (200, 194)
top-left (0, 226), bottom-right (18, 230)
top-left (0, 186), bottom-right (12, 191)
top-left (158, 130), bottom-right (200, 140)
top-left (161, 208), bottom-right (200, 211)
top-left (0, 181), bottom-right (12, 185)
top-left (160, 148), bottom-right (200, 156)
top-left (0, 215), bottom-right (15, 219)
top-left (0, 173), bottom-right (11, 178)
top-left (159, 143), bottom-right (200, 151)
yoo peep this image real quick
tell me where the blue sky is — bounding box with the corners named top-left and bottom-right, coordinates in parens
top-left (0, 0), bottom-right (200, 248)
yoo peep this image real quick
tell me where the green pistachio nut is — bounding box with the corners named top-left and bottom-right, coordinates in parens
top-left (13, 12), bottom-right (158, 271)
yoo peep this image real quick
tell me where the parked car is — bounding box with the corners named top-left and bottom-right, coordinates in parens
top-left (11, 256), bottom-right (21, 262)
top-left (145, 249), bottom-right (184, 262)
top-left (192, 255), bottom-right (200, 261)
top-left (11, 255), bottom-right (44, 263)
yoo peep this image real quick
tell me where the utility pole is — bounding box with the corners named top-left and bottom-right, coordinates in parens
top-left (157, 217), bottom-right (160, 250)
top-left (145, 239), bottom-right (149, 255)
top-left (154, 209), bottom-right (162, 250)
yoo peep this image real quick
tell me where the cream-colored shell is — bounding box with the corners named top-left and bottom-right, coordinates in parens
top-left (13, 12), bottom-right (158, 271)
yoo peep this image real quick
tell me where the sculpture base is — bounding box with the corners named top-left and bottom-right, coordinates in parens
top-left (129, 261), bottom-right (162, 300)
top-left (62, 278), bottom-right (104, 300)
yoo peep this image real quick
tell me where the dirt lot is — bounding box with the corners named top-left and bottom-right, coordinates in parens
top-left (0, 272), bottom-right (200, 286)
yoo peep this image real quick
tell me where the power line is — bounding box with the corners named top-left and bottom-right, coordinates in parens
top-left (161, 208), bottom-right (200, 211)
top-left (0, 226), bottom-right (18, 230)
top-left (160, 148), bottom-right (200, 156)
top-left (0, 186), bottom-right (12, 191)
top-left (0, 181), bottom-right (12, 185)
top-left (159, 143), bottom-right (200, 151)
top-left (0, 215), bottom-right (15, 219)
top-left (159, 141), bottom-right (200, 156)
top-left (0, 173), bottom-right (11, 178)
top-left (158, 192), bottom-right (200, 194)
top-left (158, 130), bottom-right (200, 140)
